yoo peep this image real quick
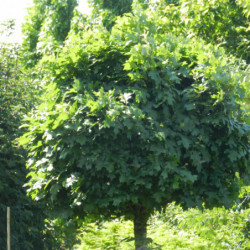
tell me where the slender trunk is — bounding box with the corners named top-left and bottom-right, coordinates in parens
top-left (133, 206), bottom-right (149, 250)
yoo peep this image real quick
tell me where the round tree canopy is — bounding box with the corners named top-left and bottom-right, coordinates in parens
top-left (20, 4), bottom-right (249, 221)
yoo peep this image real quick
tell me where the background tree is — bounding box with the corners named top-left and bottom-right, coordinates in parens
top-left (88, 0), bottom-right (149, 29)
top-left (0, 20), bottom-right (54, 250)
top-left (21, 0), bottom-right (77, 67)
top-left (152, 0), bottom-right (250, 62)
top-left (20, 2), bottom-right (249, 249)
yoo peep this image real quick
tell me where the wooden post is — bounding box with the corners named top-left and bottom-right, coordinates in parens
top-left (7, 207), bottom-right (10, 250)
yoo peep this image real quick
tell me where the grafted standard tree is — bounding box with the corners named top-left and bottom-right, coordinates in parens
top-left (20, 2), bottom-right (249, 249)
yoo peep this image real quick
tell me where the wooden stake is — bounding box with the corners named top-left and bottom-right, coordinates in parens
top-left (7, 207), bottom-right (10, 250)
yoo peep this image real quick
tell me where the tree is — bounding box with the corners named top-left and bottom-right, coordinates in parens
top-left (87, 0), bottom-right (133, 30)
top-left (21, 0), bottom-right (77, 67)
top-left (88, 0), bottom-right (149, 29)
top-left (0, 20), bottom-right (52, 250)
top-left (151, 0), bottom-right (250, 62)
top-left (20, 1), bottom-right (249, 249)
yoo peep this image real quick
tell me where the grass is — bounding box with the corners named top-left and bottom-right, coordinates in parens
top-left (74, 202), bottom-right (250, 250)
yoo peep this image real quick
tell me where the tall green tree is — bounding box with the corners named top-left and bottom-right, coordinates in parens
top-left (152, 0), bottom-right (250, 62)
top-left (22, 0), bottom-right (77, 67)
top-left (0, 20), bottom-right (52, 250)
top-left (20, 2), bottom-right (249, 249)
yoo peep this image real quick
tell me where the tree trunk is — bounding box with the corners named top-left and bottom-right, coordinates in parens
top-left (133, 206), bottom-right (149, 250)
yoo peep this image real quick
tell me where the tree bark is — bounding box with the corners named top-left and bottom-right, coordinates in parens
top-left (133, 206), bottom-right (149, 250)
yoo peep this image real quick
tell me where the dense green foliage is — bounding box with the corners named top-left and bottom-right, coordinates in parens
top-left (92, 0), bottom-right (133, 15)
top-left (89, 0), bottom-right (135, 29)
top-left (156, 0), bottom-right (249, 62)
top-left (0, 21), bottom-right (50, 249)
top-left (22, 0), bottom-right (77, 67)
top-left (88, 0), bottom-right (250, 116)
top-left (0, 0), bottom-right (247, 248)
top-left (89, 0), bottom-right (249, 63)
top-left (76, 203), bottom-right (250, 249)
top-left (19, 1), bottom-right (249, 248)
